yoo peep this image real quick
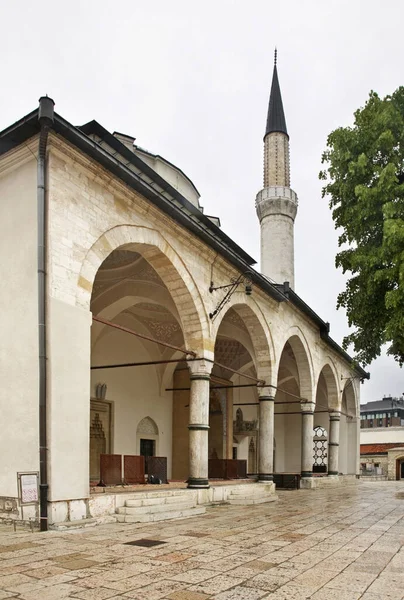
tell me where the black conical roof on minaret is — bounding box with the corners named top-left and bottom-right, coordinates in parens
top-left (265, 49), bottom-right (288, 139)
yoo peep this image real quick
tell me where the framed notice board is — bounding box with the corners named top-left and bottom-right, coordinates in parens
top-left (17, 472), bottom-right (39, 505)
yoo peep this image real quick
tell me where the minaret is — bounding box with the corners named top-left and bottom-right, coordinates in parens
top-left (256, 50), bottom-right (298, 289)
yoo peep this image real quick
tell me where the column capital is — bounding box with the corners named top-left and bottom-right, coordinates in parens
top-left (301, 400), bottom-right (315, 414)
top-left (187, 358), bottom-right (213, 379)
top-left (329, 411), bottom-right (341, 421)
top-left (258, 385), bottom-right (275, 400)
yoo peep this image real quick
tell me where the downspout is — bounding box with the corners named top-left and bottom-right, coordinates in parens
top-left (37, 96), bottom-right (54, 532)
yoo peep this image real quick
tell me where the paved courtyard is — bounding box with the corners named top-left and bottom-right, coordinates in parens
top-left (1, 482), bottom-right (404, 600)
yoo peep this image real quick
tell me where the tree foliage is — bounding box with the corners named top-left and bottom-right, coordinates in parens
top-left (320, 88), bottom-right (404, 366)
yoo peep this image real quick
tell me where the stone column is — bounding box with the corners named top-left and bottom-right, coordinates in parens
top-left (258, 387), bottom-right (275, 482)
top-left (301, 401), bottom-right (315, 478)
top-left (328, 411), bottom-right (341, 476)
top-left (187, 360), bottom-right (213, 489)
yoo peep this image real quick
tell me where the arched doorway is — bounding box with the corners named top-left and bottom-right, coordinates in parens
top-left (212, 302), bottom-right (272, 478)
top-left (274, 334), bottom-right (313, 473)
top-left (339, 382), bottom-right (358, 475)
top-left (313, 364), bottom-right (338, 476)
top-left (137, 416), bottom-right (159, 458)
top-left (395, 458), bottom-right (404, 480)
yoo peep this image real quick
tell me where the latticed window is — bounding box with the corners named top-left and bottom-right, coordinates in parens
top-left (313, 426), bottom-right (328, 473)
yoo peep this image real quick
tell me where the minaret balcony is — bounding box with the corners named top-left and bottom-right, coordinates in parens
top-left (256, 186), bottom-right (298, 223)
top-left (255, 186), bottom-right (298, 212)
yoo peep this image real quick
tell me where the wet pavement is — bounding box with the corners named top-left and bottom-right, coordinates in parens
top-left (1, 481), bottom-right (404, 599)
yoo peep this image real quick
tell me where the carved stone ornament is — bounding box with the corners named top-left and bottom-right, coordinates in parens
top-left (137, 416), bottom-right (159, 435)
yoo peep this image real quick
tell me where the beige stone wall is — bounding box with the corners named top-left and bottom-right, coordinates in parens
top-left (387, 448), bottom-right (404, 480)
top-left (45, 133), bottom-right (359, 396)
top-left (360, 454), bottom-right (388, 477)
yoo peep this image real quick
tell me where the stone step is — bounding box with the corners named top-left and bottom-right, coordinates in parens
top-left (50, 518), bottom-right (98, 530)
top-left (228, 495), bottom-right (277, 505)
top-left (123, 489), bottom-right (194, 501)
top-left (117, 500), bottom-right (196, 515)
top-left (116, 506), bottom-right (205, 524)
top-left (230, 484), bottom-right (275, 496)
top-left (125, 492), bottom-right (196, 508)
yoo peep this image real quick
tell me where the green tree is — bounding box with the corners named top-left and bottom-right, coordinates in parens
top-left (320, 88), bottom-right (404, 366)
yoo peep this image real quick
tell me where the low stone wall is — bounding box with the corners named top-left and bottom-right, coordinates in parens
top-left (301, 475), bottom-right (359, 489)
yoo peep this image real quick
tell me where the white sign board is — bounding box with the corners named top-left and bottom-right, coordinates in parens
top-left (18, 472), bottom-right (39, 504)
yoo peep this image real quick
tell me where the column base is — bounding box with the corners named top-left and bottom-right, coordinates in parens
top-left (328, 471), bottom-right (339, 476)
top-left (300, 477), bottom-right (315, 489)
top-left (301, 471), bottom-right (313, 478)
top-left (257, 474), bottom-right (273, 482)
top-left (187, 478), bottom-right (210, 489)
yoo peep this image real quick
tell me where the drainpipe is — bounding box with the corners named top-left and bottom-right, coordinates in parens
top-left (37, 96), bottom-right (54, 532)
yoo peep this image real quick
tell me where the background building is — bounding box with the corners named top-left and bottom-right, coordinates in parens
top-left (360, 396), bottom-right (404, 479)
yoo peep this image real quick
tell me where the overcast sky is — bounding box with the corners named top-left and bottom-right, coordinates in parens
top-left (2, 0), bottom-right (403, 403)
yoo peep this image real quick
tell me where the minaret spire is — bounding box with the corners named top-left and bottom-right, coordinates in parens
top-left (265, 49), bottom-right (288, 139)
top-left (256, 52), bottom-right (298, 289)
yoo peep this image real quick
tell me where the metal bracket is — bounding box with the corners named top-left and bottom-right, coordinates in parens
top-left (209, 271), bottom-right (253, 321)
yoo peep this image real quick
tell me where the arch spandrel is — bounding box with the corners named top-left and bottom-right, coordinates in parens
top-left (211, 292), bottom-right (275, 384)
top-left (77, 224), bottom-right (211, 352)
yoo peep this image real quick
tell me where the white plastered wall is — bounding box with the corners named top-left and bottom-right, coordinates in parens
top-left (91, 327), bottom-right (173, 477)
top-left (0, 156), bottom-right (39, 499)
top-left (274, 413), bottom-right (301, 472)
top-left (47, 298), bottom-right (92, 501)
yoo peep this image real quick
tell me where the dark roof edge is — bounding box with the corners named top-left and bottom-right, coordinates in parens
top-left (264, 129), bottom-right (290, 140)
top-left (0, 108), bottom-right (286, 305)
top-left (360, 451), bottom-right (388, 456)
top-left (77, 119), bottom-right (248, 263)
top-left (275, 284), bottom-right (370, 380)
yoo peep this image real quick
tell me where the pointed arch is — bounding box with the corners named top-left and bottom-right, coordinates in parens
top-left (76, 225), bottom-right (210, 352)
top-left (137, 416), bottom-right (159, 435)
top-left (316, 361), bottom-right (339, 410)
top-left (342, 380), bottom-right (357, 417)
top-left (212, 292), bottom-right (274, 383)
top-left (276, 328), bottom-right (314, 401)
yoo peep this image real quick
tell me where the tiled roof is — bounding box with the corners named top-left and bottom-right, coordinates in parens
top-left (360, 443), bottom-right (404, 455)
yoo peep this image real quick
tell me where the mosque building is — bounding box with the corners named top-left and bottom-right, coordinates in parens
top-left (0, 55), bottom-right (368, 529)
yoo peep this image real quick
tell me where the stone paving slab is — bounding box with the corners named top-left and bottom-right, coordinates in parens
top-left (1, 482), bottom-right (404, 598)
